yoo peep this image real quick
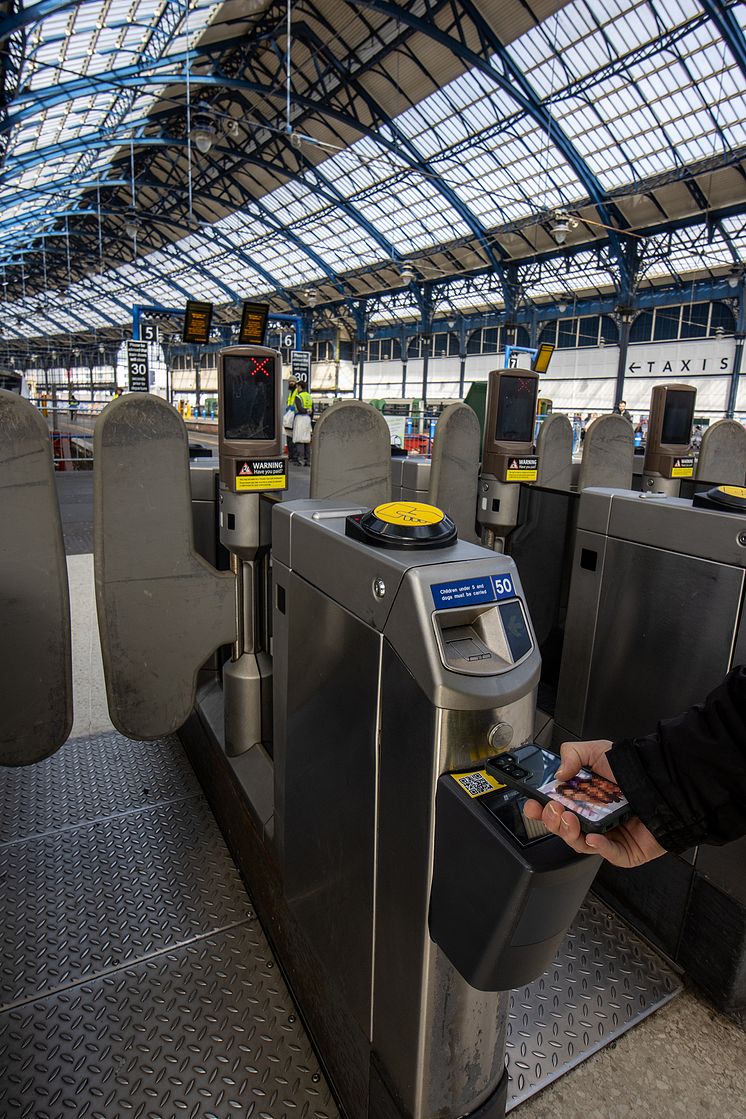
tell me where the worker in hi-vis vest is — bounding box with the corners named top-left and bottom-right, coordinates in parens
top-left (285, 374), bottom-right (313, 466)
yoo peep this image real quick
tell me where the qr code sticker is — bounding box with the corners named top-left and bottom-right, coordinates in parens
top-left (456, 772), bottom-right (493, 797)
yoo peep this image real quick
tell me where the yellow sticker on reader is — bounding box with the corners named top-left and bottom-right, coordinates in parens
top-left (719, 485), bottom-right (746, 500)
top-left (451, 770), bottom-right (505, 798)
top-left (235, 458), bottom-right (287, 492)
top-left (505, 455), bottom-right (538, 483)
top-left (373, 501), bottom-right (445, 527)
top-left (236, 474), bottom-right (287, 491)
top-left (671, 456), bottom-right (694, 478)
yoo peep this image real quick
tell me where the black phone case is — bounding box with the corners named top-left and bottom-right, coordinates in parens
top-left (487, 752), bottom-right (632, 835)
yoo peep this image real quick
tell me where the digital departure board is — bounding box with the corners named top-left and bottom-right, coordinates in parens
top-left (239, 301), bottom-right (269, 346)
top-left (532, 342), bottom-right (555, 374)
top-left (183, 300), bottom-right (213, 344)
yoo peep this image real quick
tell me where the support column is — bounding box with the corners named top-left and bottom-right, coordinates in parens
top-left (357, 342), bottom-right (366, 400)
top-left (400, 331), bottom-right (408, 398)
top-left (614, 313), bottom-right (635, 407)
top-left (726, 281), bottom-right (745, 418)
top-left (352, 303), bottom-right (368, 400)
top-left (421, 333), bottom-right (432, 407)
top-left (418, 284), bottom-right (433, 408)
top-left (528, 306), bottom-right (539, 349)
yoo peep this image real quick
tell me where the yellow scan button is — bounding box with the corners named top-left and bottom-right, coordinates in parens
top-left (373, 501), bottom-right (445, 527)
top-left (451, 770), bottom-right (505, 798)
top-left (719, 485), bottom-right (746, 500)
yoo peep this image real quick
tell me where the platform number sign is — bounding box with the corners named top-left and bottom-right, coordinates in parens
top-left (266, 319), bottom-right (297, 360)
top-left (141, 321), bottom-right (159, 343)
top-left (127, 340), bottom-right (149, 393)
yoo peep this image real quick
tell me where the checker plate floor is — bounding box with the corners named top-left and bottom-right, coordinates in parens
top-left (0, 731), bottom-right (680, 1117)
top-left (505, 894), bottom-right (682, 1109)
top-left (0, 733), bottom-right (340, 1119)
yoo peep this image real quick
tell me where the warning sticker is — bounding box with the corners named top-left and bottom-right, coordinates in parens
top-left (451, 770), bottom-right (505, 798)
top-left (373, 501), bottom-right (445, 526)
top-left (671, 456), bottom-right (694, 478)
top-left (235, 458), bottom-right (288, 492)
top-left (505, 455), bottom-right (538, 482)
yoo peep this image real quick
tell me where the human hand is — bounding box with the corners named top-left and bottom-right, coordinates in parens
top-left (523, 739), bottom-right (666, 868)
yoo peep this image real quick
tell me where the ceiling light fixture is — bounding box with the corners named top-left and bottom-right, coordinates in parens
top-left (124, 212), bottom-right (140, 238)
top-left (552, 211), bottom-right (578, 246)
top-left (399, 263), bottom-right (416, 284)
top-left (191, 110), bottom-right (217, 155)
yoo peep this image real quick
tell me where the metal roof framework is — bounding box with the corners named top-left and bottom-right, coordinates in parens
top-left (0, 0), bottom-right (744, 354)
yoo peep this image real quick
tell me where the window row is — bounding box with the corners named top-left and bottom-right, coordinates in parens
top-left (315, 301), bottom-right (738, 365)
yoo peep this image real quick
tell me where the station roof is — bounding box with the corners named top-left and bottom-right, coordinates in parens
top-left (0, 0), bottom-right (744, 348)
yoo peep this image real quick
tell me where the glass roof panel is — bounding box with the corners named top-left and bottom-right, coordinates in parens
top-left (1, 0), bottom-right (220, 229)
top-left (1, 0), bottom-right (745, 342)
top-left (639, 225), bottom-right (738, 281)
top-left (508, 0), bottom-right (746, 192)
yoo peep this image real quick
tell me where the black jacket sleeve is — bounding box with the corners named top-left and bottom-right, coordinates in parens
top-left (607, 666), bottom-right (746, 853)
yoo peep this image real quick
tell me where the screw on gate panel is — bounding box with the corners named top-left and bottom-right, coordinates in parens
top-left (738, 532), bottom-right (746, 546)
top-left (373, 578), bottom-right (386, 599)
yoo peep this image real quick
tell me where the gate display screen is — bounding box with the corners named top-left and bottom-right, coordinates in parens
top-left (222, 353), bottom-right (275, 441)
top-left (495, 375), bottom-right (536, 443)
top-left (661, 390), bottom-right (695, 445)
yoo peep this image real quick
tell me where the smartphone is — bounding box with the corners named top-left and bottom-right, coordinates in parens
top-left (487, 744), bottom-right (632, 835)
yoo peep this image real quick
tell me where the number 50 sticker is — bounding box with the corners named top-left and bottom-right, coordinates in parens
top-left (492, 575), bottom-right (515, 600)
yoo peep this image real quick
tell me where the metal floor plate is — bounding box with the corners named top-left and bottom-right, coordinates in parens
top-left (0, 797), bottom-right (253, 1010)
top-left (0, 731), bottom-right (680, 1118)
top-left (0, 732), bottom-right (200, 844)
top-left (505, 893), bottom-right (682, 1110)
top-left (0, 731), bottom-right (341, 1118)
top-left (0, 923), bottom-right (338, 1119)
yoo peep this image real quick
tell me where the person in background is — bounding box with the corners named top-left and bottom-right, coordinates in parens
top-left (286, 375), bottom-right (314, 466)
top-left (613, 399), bottom-right (633, 422)
top-left (524, 667), bottom-right (746, 867)
top-left (580, 412), bottom-right (599, 442)
top-left (69, 392), bottom-right (79, 420)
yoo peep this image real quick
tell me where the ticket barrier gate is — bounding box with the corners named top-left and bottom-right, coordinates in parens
top-left (266, 503), bottom-right (599, 1118)
top-left (554, 485), bottom-right (746, 1013)
top-left (90, 368), bottom-right (603, 1118)
top-left (0, 376), bottom-right (683, 1114)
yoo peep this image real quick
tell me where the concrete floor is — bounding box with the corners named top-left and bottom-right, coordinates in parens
top-left (58, 473), bottom-right (746, 1119)
top-left (515, 988), bottom-right (745, 1118)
